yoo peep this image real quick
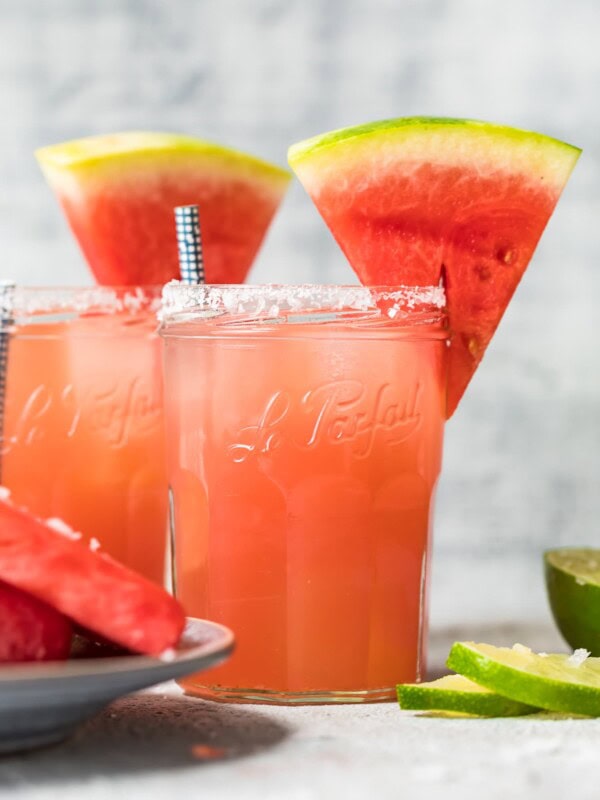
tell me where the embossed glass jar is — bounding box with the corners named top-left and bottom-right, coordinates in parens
top-left (0, 286), bottom-right (167, 584)
top-left (160, 283), bottom-right (447, 703)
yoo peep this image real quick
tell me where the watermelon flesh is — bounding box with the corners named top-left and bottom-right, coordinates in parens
top-left (0, 497), bottom-right (185, 655)
top-left (288, 118), bottom-right (580, 417)
top-left (0, 579), bottom-right (72, 662)
top-left (36, 132), bottom-right (291, 286)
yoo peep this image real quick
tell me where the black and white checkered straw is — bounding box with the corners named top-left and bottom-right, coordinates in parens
top-left (0, 282), bottom-right (15, 482)
top-left (174, 205), bottom-right (205, 284)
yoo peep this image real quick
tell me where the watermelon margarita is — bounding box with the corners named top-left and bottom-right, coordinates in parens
top-left (1, 287), bottom-right (167, 584)
top-left (161, 283), bottom-right (446, 702)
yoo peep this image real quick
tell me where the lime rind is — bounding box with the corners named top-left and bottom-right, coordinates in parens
top-left (288, 116), bottom-right (581, 167)
top-left (545, 548), bottom-right (600, 655)
top-left (397, 673), bottom-right (537, 717)
top-left (447, 642), bottom-right (599, 716)
top-left (36, 132), bottom-right (291, 185)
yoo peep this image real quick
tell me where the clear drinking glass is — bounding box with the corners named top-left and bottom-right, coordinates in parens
top-left (160, 283), bottom-right (447, 703)
top-left (0, 286), bottom-right (167, 584)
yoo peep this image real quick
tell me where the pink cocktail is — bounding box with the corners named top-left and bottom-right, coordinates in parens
top-left (1, 286), bottom-right (167, 584)
top-left (160, 283), bottom-right (447, 703)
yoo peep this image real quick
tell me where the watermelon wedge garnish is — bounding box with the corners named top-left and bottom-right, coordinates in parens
top-left (0, 497), bottom-right (185, 655)
top-left (36, 132), bottom-right (291, 286)
top-left (288, 118), bottom-right (580, 417)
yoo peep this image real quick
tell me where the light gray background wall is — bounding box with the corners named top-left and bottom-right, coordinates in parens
top-left (0, 0), bottom-right (598, 634)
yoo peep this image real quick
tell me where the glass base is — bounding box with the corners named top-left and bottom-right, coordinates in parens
top-left (180, 680), bottom-right (397, 705)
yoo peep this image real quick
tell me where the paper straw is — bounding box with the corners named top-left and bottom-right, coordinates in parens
top-left (175, 205), bottom-right (205, 284)
top-left (0, 282), bottom-right (15, 482)
top-left (169, 207), bottom-right (202, 595)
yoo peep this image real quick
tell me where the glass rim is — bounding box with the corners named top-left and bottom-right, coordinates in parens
top-left (0, 284), bottom-right (162, 317)
top-left (160, 281), bottom-right (446, 325)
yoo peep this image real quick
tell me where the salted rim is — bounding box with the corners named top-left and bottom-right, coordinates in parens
top-left (159, 281), bottom-right (446, 323)
top-left (0, 285), bottom-right (162, 316)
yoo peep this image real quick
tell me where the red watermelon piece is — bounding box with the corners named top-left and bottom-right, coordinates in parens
top-left (36, 132), bottom-right (291, 286)
top-left (0, 579), bottom-right (72, 663)
top-left (288, 118), bottom-right (580, 417)
top-left (0, 497), bottom-right (185, 655)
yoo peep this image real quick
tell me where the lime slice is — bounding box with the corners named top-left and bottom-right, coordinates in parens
top-left (447, 642), bottom-right (599, 715)
top-left (545, 548), bottom-right (600, 655)
top-left (397, 673), bottom-right (537, 716)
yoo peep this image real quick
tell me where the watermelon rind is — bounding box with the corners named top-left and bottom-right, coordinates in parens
top-left (37, 131), bottom-right (291, 186)
top-left (288, 116), bottom-right (580, 176)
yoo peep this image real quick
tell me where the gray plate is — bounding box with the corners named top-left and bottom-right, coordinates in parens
top-left (0, 617), bottom-right (234, 754)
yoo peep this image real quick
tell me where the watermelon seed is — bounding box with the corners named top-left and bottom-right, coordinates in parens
top-left (473, 264), bottom-right (491, 281)
top-left (466, 336), bottom-right (480, 358)
top-left (439, 263), bottom-right (449, 289)
top-left (496, 246), bottom-right (515, 265)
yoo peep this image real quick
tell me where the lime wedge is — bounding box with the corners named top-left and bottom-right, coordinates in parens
top-left (545, 548), bottom-right (600, 655)
top-left (397, 673), bottom-right (537, 716)
top-left (447, 642), bottom-right (599, 715)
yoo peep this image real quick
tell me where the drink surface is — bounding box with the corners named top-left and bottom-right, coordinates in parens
top-left (163, 306), bottom-right (446, 700)
top-left (2, 310), bottom-right (166, 584)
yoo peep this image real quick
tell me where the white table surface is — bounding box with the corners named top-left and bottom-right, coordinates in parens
top-left (1, 623), bottom-right (597, 800)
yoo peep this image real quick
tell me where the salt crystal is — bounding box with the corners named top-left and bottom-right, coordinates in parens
top-left (512, 643), bottom-right (532, 655)
top-left (160, 283), bottom-right (446, 322)
top-left (567, 648), bottom-right (590, 667)
top-left (89, 537), bottom-right (101, 552)
top-left (12, 286), bottom-right (158, 316)
top-left (0, 486), bottom-right (11, 501)
top-left (46, 517), bottom-right (82, 540)
top-left (159, 648), bottom-right (176, 663)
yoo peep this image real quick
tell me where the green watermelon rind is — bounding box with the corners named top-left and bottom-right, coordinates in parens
top-left (288, 116), bottom-right (581, 168)
top-left (37, 131), bottom-right (292, 186)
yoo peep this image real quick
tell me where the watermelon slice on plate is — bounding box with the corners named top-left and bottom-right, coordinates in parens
top-left (0, 497), bottom-right (185, 655)
top-left (288, 118), bottom-right (580, 417)
top-left (0, 579), bottom-right (72, 663)
top-left (36, 132), bottom-right (291, 286)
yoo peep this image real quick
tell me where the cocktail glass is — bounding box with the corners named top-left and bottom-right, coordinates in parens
top-left (160, 283), bottom-right (447, 703)
top-left (0, 286), bottom-right (167, 584)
